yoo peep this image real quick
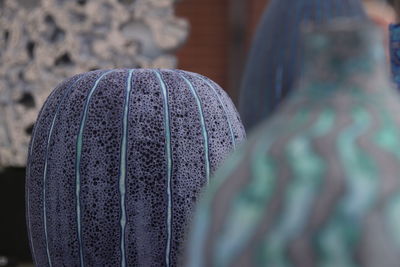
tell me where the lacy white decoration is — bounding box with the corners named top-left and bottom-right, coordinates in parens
top-left (0, 0), bottom-right (188, 167)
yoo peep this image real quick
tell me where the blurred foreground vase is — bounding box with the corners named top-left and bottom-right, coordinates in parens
top-left (187, 23), bottom-right (400, 267)
top-left (26, 69), bottom-right (245, 266)
top-left (239, 0), bottom-right (366, 130)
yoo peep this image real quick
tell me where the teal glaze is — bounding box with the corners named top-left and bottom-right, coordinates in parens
top-left (154, 70), bottom-right (174, 267)
top-left (186, 23), bottom-right (400, 267)
top-left (75, 70), bottom-right (114, 266)
top-left (118, 70), bottom-right (134, 267)
top-left (42, 75), bottom-right (86, 267)
top-left (196, 76), bottom-right (236, 150)
top-left (27, 84), bottom-right (63, 267)
top-left (180, 74), bottom-right (211, 185)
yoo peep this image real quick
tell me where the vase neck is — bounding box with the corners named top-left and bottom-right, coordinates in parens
top-left (298, 21), bottom-right (389, 96)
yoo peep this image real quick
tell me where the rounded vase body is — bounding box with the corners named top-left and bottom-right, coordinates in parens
top-left (26, 69), bottom-right (245, 267)
top-left (187, 23), bottom-right (400, 267)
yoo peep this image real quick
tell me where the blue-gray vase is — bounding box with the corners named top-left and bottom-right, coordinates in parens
top-left (239, 0), bottom-right (367, 130)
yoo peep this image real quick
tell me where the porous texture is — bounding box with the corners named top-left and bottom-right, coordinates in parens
top-left (187, 25), bottom-right (400, 267)
top-left (0, 0), bottom-right (188, 167)
top-left (26, 69), bottom-right (245, 267)
top-left (239, 0), bottom-right (366, 131)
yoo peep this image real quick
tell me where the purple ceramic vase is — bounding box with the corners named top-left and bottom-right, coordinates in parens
top-left (26, 69), bottom-right (245, 267)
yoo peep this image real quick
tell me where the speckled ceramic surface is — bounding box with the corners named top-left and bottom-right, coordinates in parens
top-left (26, 69), bottom-right (245, 267)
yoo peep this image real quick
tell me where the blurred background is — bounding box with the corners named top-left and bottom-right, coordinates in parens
top-left (0, 0), bottom-right (395, 265)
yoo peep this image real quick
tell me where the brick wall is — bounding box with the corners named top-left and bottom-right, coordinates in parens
top-left (246, 0), bottom-right (269, 49)
top-left (176, 0), bottom-right (230, 93)
top-left (176, 0), bottom-right (269, 101)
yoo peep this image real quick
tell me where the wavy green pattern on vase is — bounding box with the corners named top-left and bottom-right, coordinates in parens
top-left (211, 111), bottom-right (311, 267)
top-left (373, 108), bottom-right (400, 248)
top-left (257, 109), bottom-right (335, 267)
top-left (317, 107), bottom-right (378, 267)
top-left (186, 24), bottom-right (400, 267)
